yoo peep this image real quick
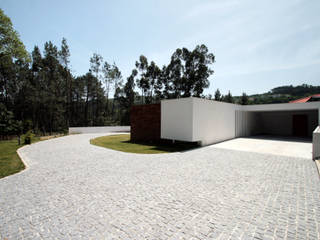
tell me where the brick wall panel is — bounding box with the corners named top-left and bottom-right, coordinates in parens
top-left (130, 104), bottom-right (161, 142)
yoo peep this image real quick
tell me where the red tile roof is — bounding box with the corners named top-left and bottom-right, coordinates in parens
top-left (289, 94), bottom-right (320, 103)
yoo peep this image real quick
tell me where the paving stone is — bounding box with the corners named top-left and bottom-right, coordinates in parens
top-left (0, 133), bottom-right (320, 239)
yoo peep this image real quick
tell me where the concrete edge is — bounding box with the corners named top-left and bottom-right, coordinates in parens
top-left (17, 145), bottom-right (30, 170)
top-left (1, 135), bottom-right (69, 180)
top-left (315, 159), bottom-right (320, 178)
top-left (0, 144), bottom-right (30, 180)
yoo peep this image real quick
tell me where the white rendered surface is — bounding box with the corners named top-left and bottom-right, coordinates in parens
top-left (243, 101), bottom-right (320, 114)
top-left (161, 97), bottom-right (320, 146)
top-left (69, 126), bottom-right (130, 134)
top-left (161, 98), bottom-right (194, 142)
top-left (313, 126), bottom-right (320, 160)
top-left (212, 136), bottom-right (312, 159)
top-left (192, 98), bottom-right (240, 145)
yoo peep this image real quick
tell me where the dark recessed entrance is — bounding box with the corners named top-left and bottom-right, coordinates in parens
top-left (292, 114), bottom-right (308, 137)
top-left (249, 110), bottom-right (317, 138)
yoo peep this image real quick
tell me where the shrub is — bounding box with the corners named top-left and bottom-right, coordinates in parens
top-left (23, 119), bottom-right (33, 133)
top-left (24, 130), bottom-right (35, 144)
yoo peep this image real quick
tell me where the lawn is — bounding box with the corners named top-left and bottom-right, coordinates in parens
top-left (90, 134), bottom-right (199, 154)
top-left (0, 135), bottom-right (65, 179)
top-left (0, 137), bottom-right (41, 178)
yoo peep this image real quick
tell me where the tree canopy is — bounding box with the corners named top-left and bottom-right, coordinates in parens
top-left (0, 9), bottom-right (216, 134)
top-left (0, 8), bottom-right (29, 62)
top-left (4, 8), bottom-right (318, 135)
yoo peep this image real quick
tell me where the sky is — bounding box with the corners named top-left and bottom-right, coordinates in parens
top-left (2, 0), bottom-right (320, 96)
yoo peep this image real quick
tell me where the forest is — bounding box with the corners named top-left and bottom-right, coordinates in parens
top-left (1, 8), bottom-right (319, 138)
top-left (0, 8), bottom-right (215, 137)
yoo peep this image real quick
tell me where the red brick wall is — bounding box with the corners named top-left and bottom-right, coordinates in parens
top-left (130, 104), bottom-right (161, 142)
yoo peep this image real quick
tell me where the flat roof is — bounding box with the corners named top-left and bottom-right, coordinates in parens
top-left (243, 101), bottom-right (320, 112)
top-left (161, 97), bottom-right (320, 112)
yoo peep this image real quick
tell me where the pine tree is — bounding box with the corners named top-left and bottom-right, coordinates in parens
top-left (214, 89), bottom-right (222, 101)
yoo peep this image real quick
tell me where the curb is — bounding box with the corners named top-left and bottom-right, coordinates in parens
top-left (0, 144), bottom-right (30, 180)
top-left (17, 144), bottom-right (30, 170)
top-left (315, 159), bottom-right (320, 178)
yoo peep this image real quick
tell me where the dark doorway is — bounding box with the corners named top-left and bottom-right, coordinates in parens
top-left (292, 114), bottom-right (308, 137)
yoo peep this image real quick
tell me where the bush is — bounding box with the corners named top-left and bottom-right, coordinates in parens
top-left (63, 129), bottom-right (69, 135)
top-left (24, 130), bottom-right (35, 144)
top-left (23, 119), bottom-right (33, 133)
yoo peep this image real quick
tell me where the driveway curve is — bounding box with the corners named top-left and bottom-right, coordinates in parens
top-left (1, 133), bottom-right (320, 239)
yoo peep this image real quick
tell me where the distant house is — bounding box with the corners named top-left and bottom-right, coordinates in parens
top-left (290, 94), bottom-right (320, 103)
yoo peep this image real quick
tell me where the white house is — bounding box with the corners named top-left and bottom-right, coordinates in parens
top-left (160, 97), bottom-right (320, 158)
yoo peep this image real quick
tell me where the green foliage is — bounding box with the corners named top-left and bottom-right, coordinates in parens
top-left (238, 84), bottom-right (320, 105)
top-left (0, 139), bottom-right (25, 178)
top-left (239, 92), bottom-right (249, 105)
top-left (2, 8), bottom-right (319, 133)
top-left (135, 55), bottom-right (149, 103)
top-left (23, 130), bottom-right (34, 144)
top-left (214, 88), bottom-right (222, 101)
top-left (222, 91), bottom-right (234, 103)
top-left (0, 8), bottom-right (30, 61)
top-left (162, 44), bottom-right (215, 98)
top-left (0, 11), bottom-right (215, 129)
top-left (145, 61), bottom-right (161, 103)
top-left (59, 38), bottom-right (70, 68)
top-left (116, 69), bottom-right (137, 125)
top-left (91, 134), bottom-right (198, 154)
top-left (270, 84), bottom-right (320, 96)
top-left (0, 103), bottom-right (22, 137)
top-left (90, 53), bottom-right (103, 79)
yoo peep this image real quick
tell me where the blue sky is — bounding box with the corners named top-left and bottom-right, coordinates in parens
top-left (2, 0), bottom-right (320, 95)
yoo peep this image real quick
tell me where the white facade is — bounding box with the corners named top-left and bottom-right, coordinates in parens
top-left (192, 99), bottom-right (240, 145)
top-left (161, 97), bottom-right (320, 150)
top-left (160, 98), bottom-right (194, 142)
top-left (313, 126), bottom-right (320, 160)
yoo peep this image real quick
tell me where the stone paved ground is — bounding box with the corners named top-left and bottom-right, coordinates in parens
top-left (0, 133), bottom-right (320, 239)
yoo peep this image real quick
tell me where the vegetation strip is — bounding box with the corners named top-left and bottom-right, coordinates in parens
top-left (0, 140), bottom-right (26, 178)
top-left (0, 135), bottom-right (65, 178)
top-left (0, 137), bottom-right (42, 178)
top-left (90, 134), bottom-right (198, 154)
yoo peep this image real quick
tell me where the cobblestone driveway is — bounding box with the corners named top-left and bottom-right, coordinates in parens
top-left (1, 133), bottom-right (320, 239)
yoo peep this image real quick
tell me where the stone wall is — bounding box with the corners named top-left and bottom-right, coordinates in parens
top-left (130, 104), bottom-right (161, 142)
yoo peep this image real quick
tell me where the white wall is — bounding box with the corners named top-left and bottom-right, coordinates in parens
top-left (313, 126), bottom-right (320, 160)
top-left (161, 98), bottom-right (243, 146)
top-left (69, 126), bottom-right (130, 134)
top-left (192, 98), bottom-right (240, 145)
top-left (243, 102), bottom-right (320, 114)
top-left (161, 98), bottom-right (194, 142)
top-left (235, 111), bottom-right (261, 137)
top-left (160, 97), bottom-right (320, 146)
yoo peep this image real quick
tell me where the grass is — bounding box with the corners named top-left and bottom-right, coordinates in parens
top-left (0, 139), bottom-right (25, 178)
top-left (0, 137), bottom-right (41, 178)
top-left (0, 134), bottom-right (66, 179)
top-left (90, 134), bottom-right (199, 154)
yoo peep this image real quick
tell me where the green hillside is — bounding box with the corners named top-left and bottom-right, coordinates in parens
top-left (234, 84), bottom-right (320, 104)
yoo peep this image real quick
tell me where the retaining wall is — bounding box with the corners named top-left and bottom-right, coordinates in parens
top-left (69, 126), bottom-right (130, 134)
